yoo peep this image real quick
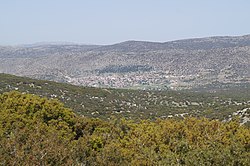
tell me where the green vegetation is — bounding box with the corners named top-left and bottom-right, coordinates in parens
top-left (0, 73), bottom-right (249, 126)
top-left (0, 91), bottom-right (249, 165)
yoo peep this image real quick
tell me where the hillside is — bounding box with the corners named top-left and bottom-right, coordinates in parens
top-left (0, 73), bottom-right (249, 125)
top-left (0, 35), bottom-right (249, 89)
top-left (1, 91), bottom-right (249, 165)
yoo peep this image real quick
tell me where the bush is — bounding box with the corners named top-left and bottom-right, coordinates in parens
top-left (0, 91), bottom-right (249, 165)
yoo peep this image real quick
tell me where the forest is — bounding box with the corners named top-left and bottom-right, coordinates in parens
top-left (0, 91), bottom-right (249, 165)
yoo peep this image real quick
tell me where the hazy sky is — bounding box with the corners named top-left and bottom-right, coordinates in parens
top-left (0, 0), bottom-right (250, 45)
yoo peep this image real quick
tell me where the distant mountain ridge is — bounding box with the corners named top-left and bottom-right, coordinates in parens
top-left (0, 34), bottom-right (250, 89)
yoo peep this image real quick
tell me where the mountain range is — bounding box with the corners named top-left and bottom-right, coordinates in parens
top-left (0, 35), bottom-right (250, 90)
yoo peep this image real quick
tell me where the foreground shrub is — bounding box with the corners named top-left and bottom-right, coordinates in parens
top-left (0, 91), bottom-right (249, 165)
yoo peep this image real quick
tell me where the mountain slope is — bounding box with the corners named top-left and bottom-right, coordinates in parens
top-left (0, 35), bottom-right (250, 89)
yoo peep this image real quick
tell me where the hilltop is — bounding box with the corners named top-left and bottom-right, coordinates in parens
top-left (0, 35), bottom-right (249, 89)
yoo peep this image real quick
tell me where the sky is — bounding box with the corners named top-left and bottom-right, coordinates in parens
top-left (0, 0), bottom-right (250, 45)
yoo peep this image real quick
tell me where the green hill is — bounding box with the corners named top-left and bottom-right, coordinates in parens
top-left (0, 73), bottom-right (249, 125)
top-left (0, 91), bottom-right (249, 165)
